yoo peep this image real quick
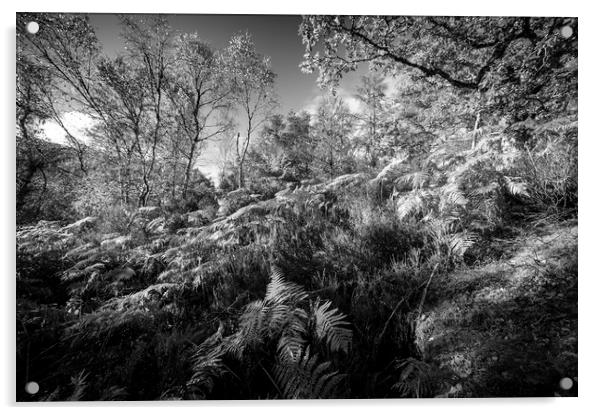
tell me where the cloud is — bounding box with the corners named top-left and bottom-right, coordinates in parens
top-left (302, 87), bottom-right (362, 116)
top-left (196, 143), bottom-right (225, 186)
top-left (382, 75), bottom-right (398, 97)
top-left (301, 85), bottom-right (326, 115)
top-left (42, 111), bottom-right (96, 144)
top-left (340, 90), bottom-right (362, 113)
top-left (195, 133), bottom-right (238, 186)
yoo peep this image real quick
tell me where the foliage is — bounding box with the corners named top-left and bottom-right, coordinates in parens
top-left (222, 32), bottom-right (278, 188)
top-left (16, 13), bottom-right (577, 401)
top-left (188, 268), bottom-right (351, 399)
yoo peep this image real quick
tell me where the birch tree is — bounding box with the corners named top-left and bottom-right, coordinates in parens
top-left (223, 32), bottom-right (277, 188)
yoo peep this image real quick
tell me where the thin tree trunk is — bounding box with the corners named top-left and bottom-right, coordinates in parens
top-left (238, 129), bottom-right (252, 189)
top-left (33, 168), bottom-right (48, 219)
top-left (16, 164), bottom-right (38, 213)
top-left (182, 140), bottom-right (198, 200)
top-left (238, 158), bottom-right (245, 189)
top-left (471, 111), bottom-right (481, 149)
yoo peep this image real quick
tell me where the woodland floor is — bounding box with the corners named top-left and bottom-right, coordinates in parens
top-left (416, 219), bottom-right (578, 397)
top-left (16, 177), bottom-right (579, 399)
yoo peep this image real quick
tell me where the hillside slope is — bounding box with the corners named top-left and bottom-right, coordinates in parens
top-left (16, 170), bottom-right (578, 400)
top-left (416, 221), bottom-right (578, 397)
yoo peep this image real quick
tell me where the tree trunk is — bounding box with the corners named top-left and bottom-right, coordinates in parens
top-left (238, 158), bottom-right (245, 189)
top-left (238, 130), bottom-right (252, 189)
top-left (471, 111), bottom-right (481, 149)
top-left (16, 163), bottom-right (38, 213)
top-left (182, 141), bottom-right (197, 200)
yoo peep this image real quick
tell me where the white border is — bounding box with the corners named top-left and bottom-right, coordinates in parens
top-left (2, 1), bottom-right (600, 414)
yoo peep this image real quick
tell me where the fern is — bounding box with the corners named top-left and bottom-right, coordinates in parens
top-left (273, 347), bottom-right (345, 399)
top-left (392, 358), bottom-right (440, 398)
top-left (265, 267), bottom-right (308, 305)
top-left (189, 324), bottom-right (229, 398)
top-left (277, 334), bottom-right (307, 363)
top-left (187, 268), bottom-right (353, 399)
top-left (503, 176), bottom-right (530, 198)
top-left (396, 170), bottom-right (431, 190)
top-left (397, 190), bottom-right (433, 220)
top-left (310, 299), bottom-right (352, 354)
top-left (447, 231), bottom-right (478, 257)
top-left (441, 183), bottom-right (468, 208)
top-left (67, 370), bottom-right (88, 401)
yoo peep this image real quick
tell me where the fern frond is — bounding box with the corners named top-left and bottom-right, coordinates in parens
top-left (265, 267), bottom-right (307, 305)
top-left (425, 217), bottom-right (457, 244)
top-left (145, 217), bottom-right (166, 234)
top-left (99, 385), bottom-right (128, 401)
top-left (186, 269), bottom-right (352, 399)
top-left (397, 191), bottom-right (431, 220)
top-left (188, 324), bottom-right (228, 397)
top-left (273, 347), bottom-right (344, 399)
top-left (393, 358), bottom-right (438, 398)
top-left (235, 300), bottom-right (268, 352)
top-left (503, 176), bottom-right (530, 197)
top-left (448, 232), bottom-right (478, 257)
top-left (441, 183), bottom-right (468, 208)
top-left (396, 170), bottom-right (431, 190)
top-left (277, 335), bottom-right (307, 363)
top-left (469, 182), bottom-right (500, 197)
top-left (67, 370), bottom-right (88, 401)
top-left (311, 300), bottom-right (352, 354)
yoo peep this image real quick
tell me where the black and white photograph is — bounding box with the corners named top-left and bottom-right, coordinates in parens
top-left (14, 10), bottom-right (578, 402)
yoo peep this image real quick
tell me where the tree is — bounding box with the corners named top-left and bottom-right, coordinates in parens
top-left (280, 111), bottom-right (314, 181)
top-left (248, 113), bottom-right (287, 178)
top-left (16, 22), bottom-right (89, 222)
top-left (249, 111), bottom-right (314, 183)
top-left (222, 32), bottom-right (278, 188)
top-left (16, 55), bottom-right (49, 213)
top-left (311, 95), bottom-right (356, 178)
top-left (301, 16), bottom-right (548, 91)
top-left (17, 13), bottom-right (100, 175)
top-left (17, 13), bottom-right (138, 208)
top-left (167, 33), bottom-right (232, 200)
top-left (300, 16), bottom-right (577, 147)
top-left (95, 56), bottom-right (148, 205)
top-left (353, 73), bottom-right (388, 168)
top-left (15, 56), bottom-right (83, 222)
top-left (380, 73), bottom-right (474, 165)
top-left (120, 15), bottom-right (174, 206)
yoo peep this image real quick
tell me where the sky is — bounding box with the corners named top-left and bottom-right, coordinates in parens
top-left (43, 13), bottom-right (375, 183)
